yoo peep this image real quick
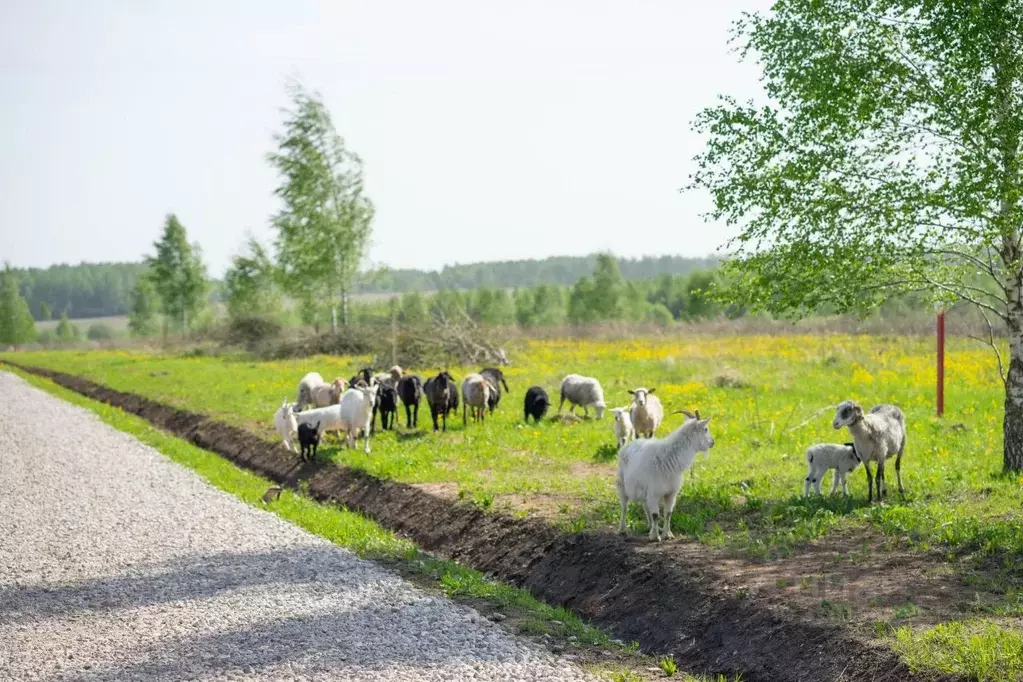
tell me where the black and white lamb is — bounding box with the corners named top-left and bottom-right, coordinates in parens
top-left (480, 367), bottom-right (510, 414)
top-left (804, 442), bottom-right (862, 496)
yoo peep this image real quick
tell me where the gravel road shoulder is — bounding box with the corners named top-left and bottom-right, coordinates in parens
top-left (0, 372), bottom-right (597, 682)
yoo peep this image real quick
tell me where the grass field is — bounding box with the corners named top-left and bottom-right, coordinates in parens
top-left (5, 335), bottom-right (1015, 562)
top-left (6, 334), bottom-right (1023, 680)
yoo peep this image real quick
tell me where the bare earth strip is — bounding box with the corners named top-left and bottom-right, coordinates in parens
top-left (0, 372), bottom-right (595, 682)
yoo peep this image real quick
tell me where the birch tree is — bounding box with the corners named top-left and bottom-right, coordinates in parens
top-left (689, 0), bottom-right (1023, 470)
top-left (268, 80), bottom-right (374, 331)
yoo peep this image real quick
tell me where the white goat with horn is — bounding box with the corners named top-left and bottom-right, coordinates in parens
top-left (617, 408), bottom-right (715, 542)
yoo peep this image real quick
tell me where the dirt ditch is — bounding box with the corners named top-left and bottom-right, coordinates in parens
top-left (5, 361), bottom-right (964, 682)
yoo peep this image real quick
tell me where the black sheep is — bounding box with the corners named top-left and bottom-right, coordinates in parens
top-left (373, 382), bottom-right (398, 431)
top-left (397, 374), bottom-right (424, 428)
top-left (297, 421), bottom-right (321, 462)
top-left (479, 367), bottom-right (510, 414)
top-left (424, 370), bottom-right (457, 432)
top-left (523, 386), bottom-right (550, 424)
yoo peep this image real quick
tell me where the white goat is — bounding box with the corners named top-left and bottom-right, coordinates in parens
top-left (610, 407), bottom-right (635, 447)
top-left (628, 387), bottom-right (663, 438)
top-left (461, 373), bottom-right (492, 425)
top-left (273, 399), bottom-right (299, 453)
top-left (558, 374), bottom-right (606, 419)
top-left (804, 442), bottom-right (862, 496)
top-left (617, 409), bottom-right (715, 542)
top-left (339, 384), bottom-right (380, 452)
top-left (833, 400), bottom-right (906, 503)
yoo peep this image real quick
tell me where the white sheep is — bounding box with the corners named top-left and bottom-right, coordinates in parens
top-left (832, 400), bottom-right (907, 503)
top-left (273, 399), bottom-right (299, 453)
top-left (558, 374), bottom-right (606, 419)
top-left (617, 409), bottom-right (715, 542)
top-left (295, 371), bottom-right (325, 411)
top-left (628, 387), bottom-right (663, 438)
top-left (610, 407), bottom-right (635, 447)
top-left (461, 373), bottom-right (492, 425)
top-left (804, 442), bottom-right (862, 496)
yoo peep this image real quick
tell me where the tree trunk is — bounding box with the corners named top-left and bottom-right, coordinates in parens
top-left (341, 290), bottom-right (349, 328)
top-left (1006, 314), bottom-right (1023, 471)
top-left (330, 306), bottom-right (338, 333)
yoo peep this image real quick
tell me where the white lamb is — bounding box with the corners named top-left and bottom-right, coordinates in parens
top-left (804, 442), bottom-right (862, 496)
top-left (294, 384), bottom-right (380, 452)
top-left (617, 409), bottom-right (715, 542)
top-left (273, 399), bottom-right (299, 453)
top-left (558, 374), bottom-right (606, 419)
top-left (628, 387), bottom-right (663, 438)
top-left (833, 400), bottom-right (907, 503)
top-left (610, 407), bottom-right (635, 447)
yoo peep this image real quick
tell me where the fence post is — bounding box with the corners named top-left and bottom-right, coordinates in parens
top-left (937, 308), bottom-right (945, 417)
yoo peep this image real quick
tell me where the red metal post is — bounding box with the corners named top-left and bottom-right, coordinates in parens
top-left (937, 309), bottom-right (945, 417)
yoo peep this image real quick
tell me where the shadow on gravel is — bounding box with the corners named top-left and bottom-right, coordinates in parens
top-left (2, 363), bottom-right (965, 682)
top-left (1, 546), bottom-right (374, 624)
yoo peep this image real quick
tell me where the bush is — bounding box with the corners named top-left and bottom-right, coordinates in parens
top-left (225, 316), bottom-right (283, 349)
top-left (645, 303), bottom-right (675, 327)
top-left (259, 328), bottom-right (375, 360)
top-left (87, 323), bottom-right (115, 340)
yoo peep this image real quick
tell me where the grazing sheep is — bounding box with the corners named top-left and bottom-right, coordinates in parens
top-left (462, 373), bottom-right (492, 425)
top-left (804, 442), bottom-right (862, 496)
top-left (610, 407), bottom-right (635, 447)
top-left (424, 371), bottom-right (457, 432)
top-left (296, 371), bottom-right (325, 411)
top-left (558, 374), bottom-right (606, 419)
top-left (628, 387), bottom-right (664, 438)
top-left (833, 400), bottom-right (907, 503)
top-left (273, 399), bottom-right (299, 453)
top-left (297, 421), bottom-right (321, 462)
top-left (480, 367), bottom-right (510, 413)
top-left (617, 409), bottom-right (715, 542)
top-left (373, 381), bottom-right (398, 431)
top-left (397, 374), bottom-right (424, 428)
top-left (523, 386), bottom-right (551, 423)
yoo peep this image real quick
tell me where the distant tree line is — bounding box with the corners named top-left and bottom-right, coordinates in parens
top-left (9, 262), bottom-right (148, 320)
top-left (361, 254), bottom-right (720, 293)
top-left (354, 254), bottom-right (727, 328)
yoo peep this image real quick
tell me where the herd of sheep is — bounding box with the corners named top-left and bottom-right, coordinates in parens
top-left (272, 365), bottom-right (908, 541)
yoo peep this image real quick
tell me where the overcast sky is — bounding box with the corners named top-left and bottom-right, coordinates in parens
top-left (0, 0), bottom-right (771, 276)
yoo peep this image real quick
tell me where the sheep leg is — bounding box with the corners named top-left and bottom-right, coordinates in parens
top-left (876, 459), bottom-right (887, 501)
top-left (829, 470), bottom-right (840, 496)
top-left (804, 473), bottom-right (812, 497)
top-left (463, 402), bottom-right (467, 427)
top-left (363, 427), bottom-right (371, 453)
top-left (896, 440), bottom-right (905, 495)
top-left (431, 407), bottom-right (439, 432)
top-left (863, 461), bottom-right (874, 504)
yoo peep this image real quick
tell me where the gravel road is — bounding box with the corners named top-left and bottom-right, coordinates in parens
top-left (0, 372), bottom-right (596, 682)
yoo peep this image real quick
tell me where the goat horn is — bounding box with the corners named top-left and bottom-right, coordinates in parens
top-left (670, 409), bottom-right (695, 419)
top-left (695, 409), bottom-right (701, 420)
